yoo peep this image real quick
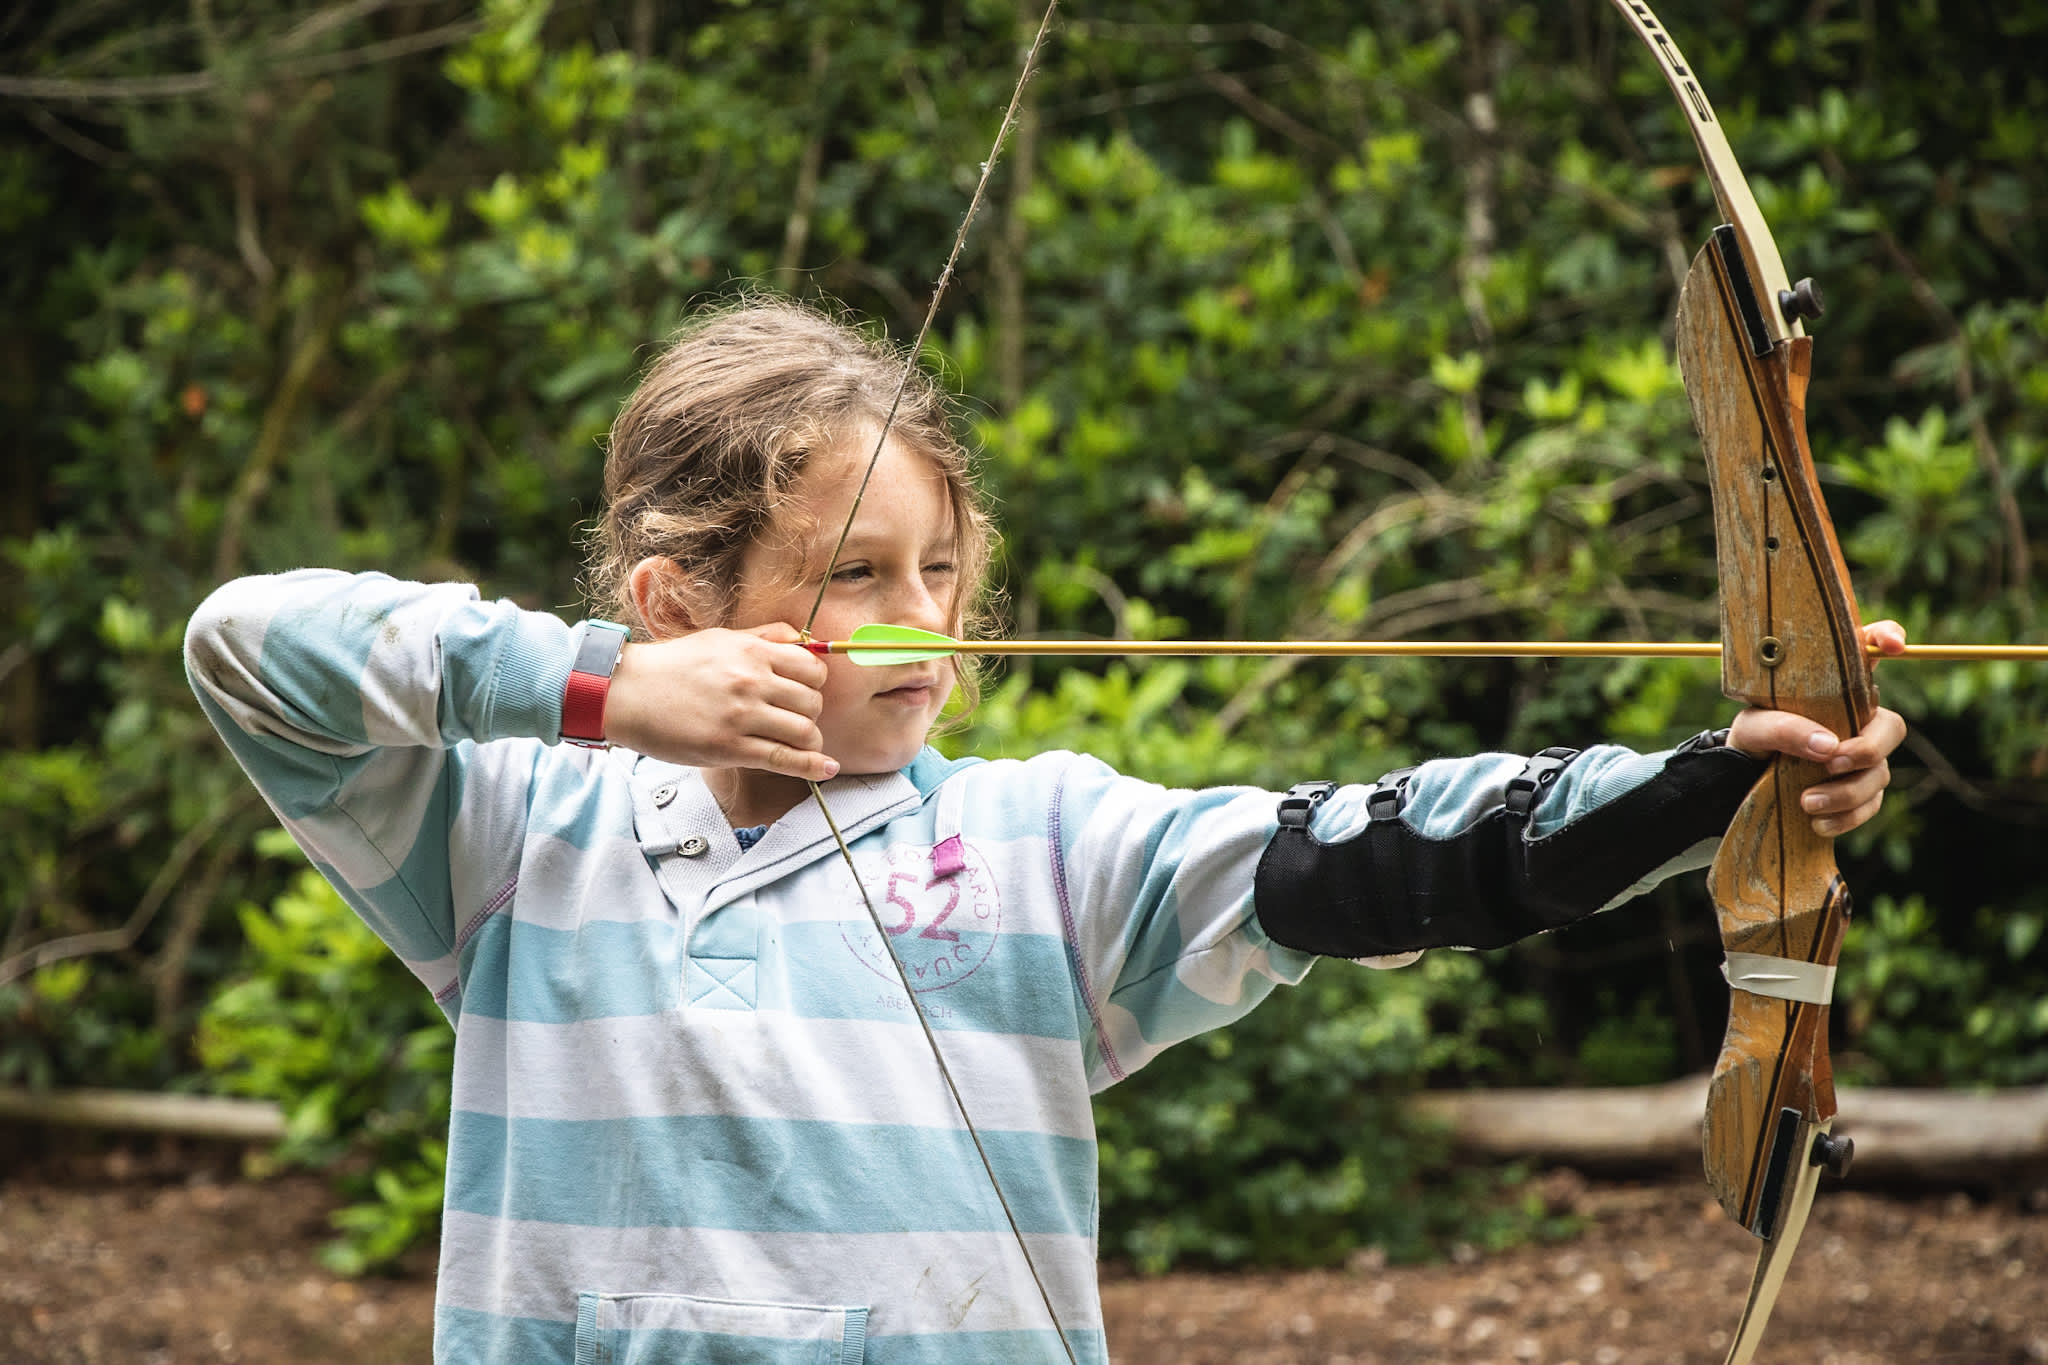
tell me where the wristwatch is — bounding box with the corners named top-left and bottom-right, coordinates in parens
top-left (561, 620), bottom-right (631, 748)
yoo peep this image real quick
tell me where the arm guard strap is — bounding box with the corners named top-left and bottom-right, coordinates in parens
top-left (1253, 732), bottom-right (1764, 957)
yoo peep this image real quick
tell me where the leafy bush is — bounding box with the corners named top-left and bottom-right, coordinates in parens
top-left (1094, 949), bottom-right (1571, 1272)
top-left (196, 833), bottom-right (451, 1275)
top-left (1838, 893), bottom-right (2048, 1088)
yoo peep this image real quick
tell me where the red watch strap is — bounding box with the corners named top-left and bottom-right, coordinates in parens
top-left (561, 669), bottom-right (611, 746)
top-left (561, 621), bottom-right (629, 747)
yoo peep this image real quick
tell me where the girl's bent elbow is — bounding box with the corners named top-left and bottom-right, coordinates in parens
top-left (183, 575), bottom-right (285, 687)
top-left (185, 579), bottom-right (250, 681)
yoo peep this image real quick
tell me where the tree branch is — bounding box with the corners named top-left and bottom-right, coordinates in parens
top-left (0, 16), bottom-right (481, 103)
top-left (0, 793), bottom-right (256, 990)
top-left (773, 24), bottom-right (833, 291)
top-left (212, 300), bottom-right (338, 579)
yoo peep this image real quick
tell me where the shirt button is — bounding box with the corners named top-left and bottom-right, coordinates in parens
top-left (652, 782), bottom-right (678, 808)
top-left (676, 836), bottom-right (709, 858)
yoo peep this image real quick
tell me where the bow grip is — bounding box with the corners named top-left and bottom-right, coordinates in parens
top-left (1674, 226), bottom-right (1878, 1240)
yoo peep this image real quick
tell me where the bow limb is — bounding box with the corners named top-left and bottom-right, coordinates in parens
top-left (1604, 2), bottom-right (1805, 347)
top-left (800, 5), bottom-right (1077, 1361)
top-left (1606, 5), bottom-right (1875, 1362)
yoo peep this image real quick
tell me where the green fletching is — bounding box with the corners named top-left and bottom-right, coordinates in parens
top-left (842, 622), bottom-right (959, 665)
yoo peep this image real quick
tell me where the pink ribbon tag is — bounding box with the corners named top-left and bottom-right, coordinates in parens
top-left (932, 834), bottom-right (966, 879)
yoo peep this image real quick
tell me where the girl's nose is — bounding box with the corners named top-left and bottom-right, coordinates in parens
top-left (887, 573), bottom-right (950, 632)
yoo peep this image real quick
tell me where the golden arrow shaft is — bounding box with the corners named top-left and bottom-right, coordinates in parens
top-left (817, 638), bottom-right (2048, 661)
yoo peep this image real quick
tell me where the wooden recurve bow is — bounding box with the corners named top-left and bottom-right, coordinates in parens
top-left (1605, 4), bottom-right (1872, 1362)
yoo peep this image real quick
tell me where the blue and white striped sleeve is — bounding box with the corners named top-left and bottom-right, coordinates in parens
top-left (184, 570), bottom-right (573, 1012)
top-left (1033, 756), bottom-right (1314, 1088)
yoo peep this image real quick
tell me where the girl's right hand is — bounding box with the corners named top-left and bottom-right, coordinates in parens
top-left (600, 623), bottom-right (838, 781)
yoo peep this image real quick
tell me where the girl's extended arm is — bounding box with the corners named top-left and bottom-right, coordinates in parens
top-left (1026, 741), bottom-right (1752, 1084)
top-left (1044, 702), bottom-right (1896, 1086)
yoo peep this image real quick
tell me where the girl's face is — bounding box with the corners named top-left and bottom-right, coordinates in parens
top-left (732, 434), bottom-right (960, 776)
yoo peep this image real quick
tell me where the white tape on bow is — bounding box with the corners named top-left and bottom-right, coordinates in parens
top-left (1721, 951), bottom-right (1837, 1005)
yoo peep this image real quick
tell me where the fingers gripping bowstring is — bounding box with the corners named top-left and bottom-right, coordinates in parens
top-left (799, 7), bottom-right (1077, 1361)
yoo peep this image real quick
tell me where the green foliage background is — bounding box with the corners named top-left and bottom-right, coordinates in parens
top-left (4, 0), bottom-right (2045, 1273)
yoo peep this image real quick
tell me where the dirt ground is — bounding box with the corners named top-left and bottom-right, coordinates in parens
top-left (2, 1141), bottom-right (2045, 1365)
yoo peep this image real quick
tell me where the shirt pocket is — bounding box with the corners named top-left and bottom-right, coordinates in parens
top-left (573, 1291), bottom-right (869, 1365)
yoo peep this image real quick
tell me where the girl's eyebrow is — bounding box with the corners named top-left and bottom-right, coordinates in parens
top-left (831, 532), bottom-right (958, 559)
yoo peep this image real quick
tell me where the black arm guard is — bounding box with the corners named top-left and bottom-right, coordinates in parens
top-left (1253, 732), bottom-right (1765, 957)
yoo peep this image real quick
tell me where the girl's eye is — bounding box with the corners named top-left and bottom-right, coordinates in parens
top-left (924, 561), bottom-right (956, 577)
top-left (832, 564), bottom-right (873, 583)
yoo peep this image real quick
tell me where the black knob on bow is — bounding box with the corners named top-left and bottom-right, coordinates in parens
top-left (1779, 277), bottom-right (1826, 323)
top-left (1810, 1130), bottom-right (1855, 1179)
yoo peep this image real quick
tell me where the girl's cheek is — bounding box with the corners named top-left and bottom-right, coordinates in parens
top-left (818, 681), bottom-right (857, 725)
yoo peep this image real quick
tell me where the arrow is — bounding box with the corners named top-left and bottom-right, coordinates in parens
top-left (805, 622), bottom-right (2048, 666)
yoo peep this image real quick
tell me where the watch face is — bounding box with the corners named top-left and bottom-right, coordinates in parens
top-left (572, 622), bottom-right (629, 677)
top-left (562, 624), bottom-right (629, 746)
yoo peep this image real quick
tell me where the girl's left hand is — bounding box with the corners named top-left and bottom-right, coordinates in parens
top-left (1724, 619), bottom-right (1908, 837)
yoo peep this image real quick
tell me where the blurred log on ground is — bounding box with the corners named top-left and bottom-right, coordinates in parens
top-left (1414, 1076), bottom-right (2048, 1181)
top-left (6, 1079), bottom-right (2047, 1181)
top-left (0, 1085), bottom-right (285, 1141)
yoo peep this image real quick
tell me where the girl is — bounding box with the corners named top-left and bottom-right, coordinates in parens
top-left (186, 298), bottom-right (1905, 1365)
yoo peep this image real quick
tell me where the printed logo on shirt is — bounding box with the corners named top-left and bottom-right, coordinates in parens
top-left (835, 841), bottom-right (1002, 993)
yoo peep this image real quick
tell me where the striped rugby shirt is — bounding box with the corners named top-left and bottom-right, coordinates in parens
top-left (186, 570), bottom-right (1721, 1365)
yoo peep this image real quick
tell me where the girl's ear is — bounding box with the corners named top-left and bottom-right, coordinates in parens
top-left (627, 557), bottom-right (718, 638)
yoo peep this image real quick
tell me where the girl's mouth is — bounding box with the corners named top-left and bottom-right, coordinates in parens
top-left (875, 677), bottom-right (940, 704)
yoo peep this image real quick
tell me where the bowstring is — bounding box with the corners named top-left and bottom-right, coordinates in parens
top-left (802, 2), bottom-right (1060, 632)
top-left (801, 6), bottom-right (1076, 1361)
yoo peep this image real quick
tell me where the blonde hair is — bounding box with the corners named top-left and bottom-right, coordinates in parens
top-left (588, 297), bottom-right (996, 707)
